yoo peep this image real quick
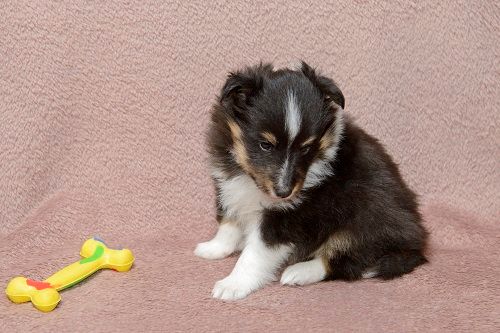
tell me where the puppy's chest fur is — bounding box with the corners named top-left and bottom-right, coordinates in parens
top-left (215, 171), bottom-right (299, 219)
top-left (215, 173), bottom-right (270, 225)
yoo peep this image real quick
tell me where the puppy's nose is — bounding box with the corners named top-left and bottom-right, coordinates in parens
top-left (274, 187), bottom-right (293, 199)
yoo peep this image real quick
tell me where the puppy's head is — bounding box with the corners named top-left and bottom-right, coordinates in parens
top-left (216, 61), bottom-right (344, 201)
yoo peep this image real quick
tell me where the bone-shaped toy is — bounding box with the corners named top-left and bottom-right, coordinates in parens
top-left (5, 237), bottom-right (134, 312)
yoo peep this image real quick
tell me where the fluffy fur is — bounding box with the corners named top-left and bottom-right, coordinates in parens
top-left (195, 62), bottom-right (428, 300)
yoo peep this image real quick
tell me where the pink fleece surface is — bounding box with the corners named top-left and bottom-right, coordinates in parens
top-left (0, 1), bottom-right (498, 332)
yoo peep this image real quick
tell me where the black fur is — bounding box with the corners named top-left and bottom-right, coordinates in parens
top-left (208, 62), bottom-right (428, 281)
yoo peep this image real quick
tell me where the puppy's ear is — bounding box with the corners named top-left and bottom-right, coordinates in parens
top-left (220, 63), bottom-right (273, 119)
top-left (300, 61), bottom-right (345, 109)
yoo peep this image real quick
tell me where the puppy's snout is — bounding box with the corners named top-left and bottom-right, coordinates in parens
top-left (274, 186), bottom-right (293, 199)
top-left (273, 158), bottom-right (302, 199)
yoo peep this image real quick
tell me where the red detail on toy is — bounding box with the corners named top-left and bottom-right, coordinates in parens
top-left (26, 279), bottom-right (53, 290)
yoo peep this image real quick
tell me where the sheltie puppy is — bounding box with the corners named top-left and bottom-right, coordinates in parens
top-left (195, 62), bottom-right (428, 300)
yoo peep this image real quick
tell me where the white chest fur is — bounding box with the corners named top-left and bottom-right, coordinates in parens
top-left (213, 170), bottom-right (300, 225)
top-left (215, 173), bottom-right (266, 224)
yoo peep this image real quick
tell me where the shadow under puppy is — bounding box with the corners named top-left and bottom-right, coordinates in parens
top-left (195, 62), bottom-right (428, 300)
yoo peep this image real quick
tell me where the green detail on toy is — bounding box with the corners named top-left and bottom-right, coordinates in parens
top-left (79, 245), bottom-right (104, 264)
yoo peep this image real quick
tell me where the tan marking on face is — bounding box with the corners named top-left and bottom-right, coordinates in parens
top-left (290, 177), bottom-right (305, 197)
top-left (290, 168), bottom-right (306, 197)
top-left (227, 120), bottom-right (252, 173)
top-left (261, 132), bottom-right (277, 146)
top-left (319, 131), bottom-right (334, 152)
top-left (227, 119), bottom-right (242, 141)
top-left (261, 175), bottom-right (275, 195)
top-left (315, 230), bottom-right (353, 262)
top-left (301, 136), bottom-right (316, 147)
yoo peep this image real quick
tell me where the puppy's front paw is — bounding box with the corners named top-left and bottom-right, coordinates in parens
top-left (194, 241), bottom-right (233, 260)
top-left (212, 276), bottom-right (255, 300)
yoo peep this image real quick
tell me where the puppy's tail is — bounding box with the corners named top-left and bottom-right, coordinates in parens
top-left (373, 250), bottom-right (427, 280)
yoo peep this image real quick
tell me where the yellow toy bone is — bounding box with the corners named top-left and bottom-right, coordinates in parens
top-left (5, 237), bottom-right (134, 312)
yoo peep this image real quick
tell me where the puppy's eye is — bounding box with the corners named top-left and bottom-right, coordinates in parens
top-left (301, 145), bottom-right (311, 155)
top-left (259, 141), bottom-right (274, 152)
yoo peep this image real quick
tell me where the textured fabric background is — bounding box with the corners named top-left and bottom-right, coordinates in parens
top-left (0, 1), bottom-right (498, 332)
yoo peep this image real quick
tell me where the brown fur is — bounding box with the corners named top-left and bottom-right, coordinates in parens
top-left (261, 131), bottom-right (277, 146)
top-left (301, 136), bottom-right (316, 147)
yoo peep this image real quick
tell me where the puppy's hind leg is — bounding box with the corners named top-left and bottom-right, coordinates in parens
top-left (280, 257), bottom-right (328, 286)
top-left (195, 219), bottom-right (243, 260)
top-left (281, 230), bottom-right (358, 284)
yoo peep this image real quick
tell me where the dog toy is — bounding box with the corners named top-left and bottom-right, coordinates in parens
top-left (5, 237), bottom-right (134, 312)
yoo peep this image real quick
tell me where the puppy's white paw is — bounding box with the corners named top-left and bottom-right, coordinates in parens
top-left (194, 241), bottom-right (234, 260)
top-left (212, 276), bottom-right (255, 300)
top-left (280, 259), bottom-right (326, 286)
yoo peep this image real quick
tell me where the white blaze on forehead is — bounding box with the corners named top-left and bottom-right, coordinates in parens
top-left (285, 90), bottom-right (301, 141)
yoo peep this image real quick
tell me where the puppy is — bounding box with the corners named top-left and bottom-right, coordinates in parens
top-left (195, 62), bottom-right (428, 300)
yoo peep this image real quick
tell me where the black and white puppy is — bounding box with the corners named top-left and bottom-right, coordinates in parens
top-left (195, 62), bottom-right (428, 300)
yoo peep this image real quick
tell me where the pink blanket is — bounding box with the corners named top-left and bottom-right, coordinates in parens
top-left (1, 1), bottom-right (498, 331)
